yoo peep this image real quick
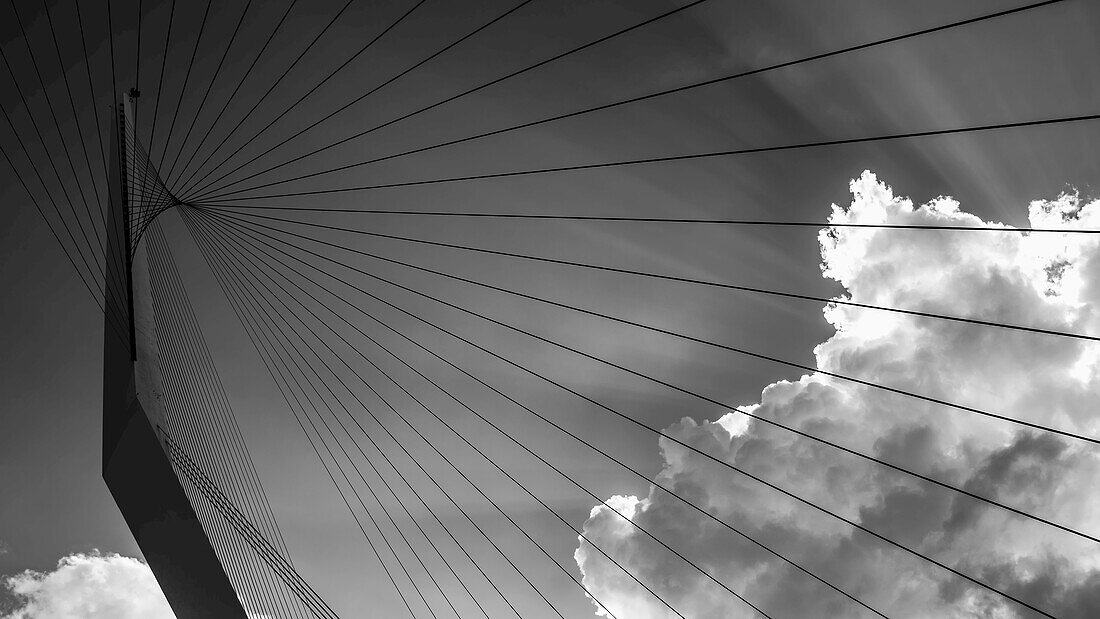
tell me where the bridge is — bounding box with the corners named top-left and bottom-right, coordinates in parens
top-left (1, 1), bottom-right (1098, 617)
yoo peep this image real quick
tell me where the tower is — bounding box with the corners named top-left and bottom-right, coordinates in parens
top-left (101, 93), bottom-right (247, 619)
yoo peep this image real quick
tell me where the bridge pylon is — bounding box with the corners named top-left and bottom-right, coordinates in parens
top-left (102, 92), bottom-right (248, 619)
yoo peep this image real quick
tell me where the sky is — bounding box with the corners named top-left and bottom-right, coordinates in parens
top-left (1, 0), bottom-right (1099, 617)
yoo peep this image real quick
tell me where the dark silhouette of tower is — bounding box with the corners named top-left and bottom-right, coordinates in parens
top-left (102, 94), bottom-right (247, 619)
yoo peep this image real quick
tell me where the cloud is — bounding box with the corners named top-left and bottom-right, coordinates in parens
top-left (2, 552), bottom-right (175, 619)
top-left (575, 171), bottom-right (1100, 618)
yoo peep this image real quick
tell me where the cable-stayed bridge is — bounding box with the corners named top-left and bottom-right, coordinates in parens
top-left (2, 1), bottom-right (1099, 617)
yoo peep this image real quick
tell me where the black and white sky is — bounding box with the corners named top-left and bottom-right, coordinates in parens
top-left (1, 0), bottom-right (1099, 617)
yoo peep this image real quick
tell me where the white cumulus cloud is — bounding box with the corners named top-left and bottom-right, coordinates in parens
top-left (2, 552), bottom-right (175, 619)
top-left (575, 172), bottom-right (1100, 618)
